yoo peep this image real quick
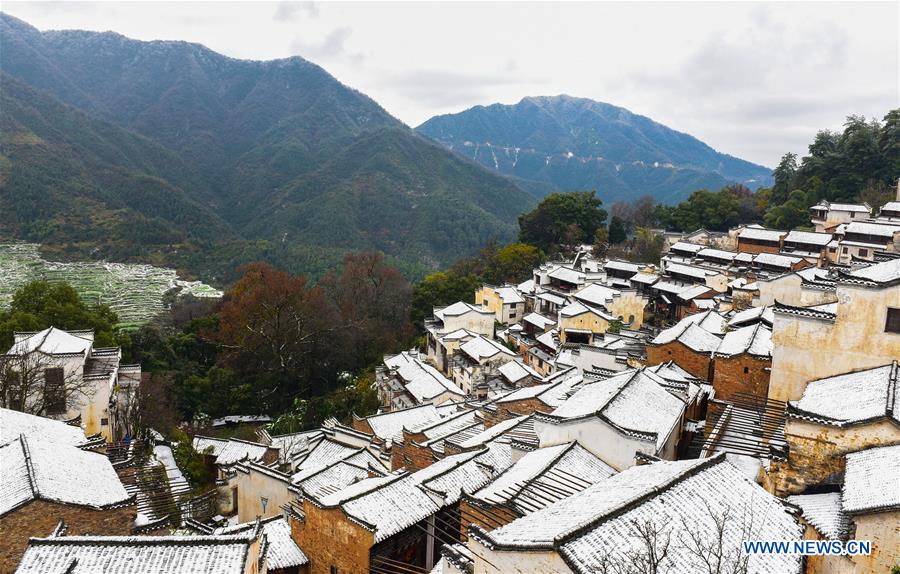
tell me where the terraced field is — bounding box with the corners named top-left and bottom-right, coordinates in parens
top-left (0, 243), bottom-right (222, 329)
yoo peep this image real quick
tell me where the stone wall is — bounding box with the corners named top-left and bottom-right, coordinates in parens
top-left (850, 510), bottom-right (900, 574)
top-left (458, 497), bottom-right (520, 539)
top-left (0, 500), bottom-right (136, 573)
top-left (391, 429), bottom-right (434, 471)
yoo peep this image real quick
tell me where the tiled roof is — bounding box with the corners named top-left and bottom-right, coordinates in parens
top-left (557, 458), bottom-right (802, 574)
top-left (364, 404), bottom-right (444, 443)
top-left (216, 516), bottom-right (308, 569)
top-left (739, 227), bottom-right (786, 242)
top-left (0, 408), bottom-right (88, 447)
top-left (459, 336), bottom-right (515, 362)
top-left (473, 442), bottom-right (615, 514)
top-left (787, 493), bottom-right (850, 540)
top-left (386, 351), bottom-right (464, 402)
top-left (192, 436), bottom-right (270, 466)
top-left (845, 257), bottom-right (900, 284)
top-left (715, 323), bottom-right (772, 358)
top-left (788, 363), bottom-right (898, 426)
top-left (772, 301), bottom-right (836, 322)
top-left (572, 283), bottom-right (620, 306)
top-left (16, 533), bottom-right (257, 574)
top-left (7, 326), bottom-right (93, 355)
top-left (497, 360), bottom-right (540, 383)
top-left (784, 230), bottom-right (833, 246)
top-left (842, 444), bottom-right (900, 514)
top-left (1, 435), bottom-right (130, 516)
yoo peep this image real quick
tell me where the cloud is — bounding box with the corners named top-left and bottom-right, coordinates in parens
top-left (273, 1), bottom-right (319, 22)
top-left (375, 68), bottom-right (548, 110)
top-left (290, 26), bottom-right (364, 65)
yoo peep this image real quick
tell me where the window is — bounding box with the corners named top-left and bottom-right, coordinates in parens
top-left (744, 366), bottom-right (749, 374)
top-left (100, 418), bottom-right (109, 426)
top-left (44, 368), bottom-right (66, 415)
top-left (842, 247), bottom-right (848, 254)
top-left (331, 567), bottom-right (339, 574)
top-left (858, 249), bottom-right (868, 258)
top-left (886, 308), bottom-right (900, 334)
top-left (260, 497), bottom-right (268, 512)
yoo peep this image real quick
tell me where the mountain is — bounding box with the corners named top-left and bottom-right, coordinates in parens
top-left (0, 13), bottom-right (535, 279)
top-left (416, 95), bottom-right (773, 204)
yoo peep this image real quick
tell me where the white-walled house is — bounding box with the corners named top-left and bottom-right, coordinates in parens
top-left (3, 327), bottom-right (140, 441)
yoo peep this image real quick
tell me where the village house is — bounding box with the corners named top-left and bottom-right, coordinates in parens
top-left (487, 368), bottom-right (582, 426)
top-left (213, 516), bottom-right (309, 574)
top-left (495, 359), bottom-right (541, 387)
top-left (555, 301), bottom-right (614, 345)
top-left (375, 350), bottom-right (465, 411)
top-left (475, 284), bottom-right (526, 324)
top-left (810, 200), bottom-right (872, 232)
top-left (646, 310), bottom-right (726, 380)
top-left (836, 220), bottom-right (900, 262)
top-left (736, 225), bottom-right (787, 254)
top-left (768, 258), bottom-right (900, 402)
top-left (15, 526), bottom-right (268, 574)
top-left (533, 368), bottom-right (688, 470)
top-left (0, 434), bottom-right (135, 571)
top-left (755, 266), bottom-right (839, 307)
top-left (768, 362), bottom-right (899, 497)
top-left (782, 229), bottom-right (836, 266)
top-left (710, 321), bottom-right (773, 401)
top-left (425, 302), bottom-right (495, 375)
top-left (3, 327), bottom-right (141, 441)
top-left (464, 455), bottom-right (802, 574)
top-left (450, 335), bottom-right (516, 393)
top-left (570, 282), bottom-right (648, 328)
top-left (290, 443), bottom-right (511, 574)
top-left (392, 408), bottom-right (481, 471)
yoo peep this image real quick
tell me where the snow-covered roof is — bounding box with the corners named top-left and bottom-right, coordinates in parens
top-left (669, 241), bottom-right (705, 254)
top-left (604, 260), bottom-right (641, 273)
top-left (434, 301), bottom-right (491, 321)
top-left (842, 444), bottom-right (900, 514)
top-left (386, 350), bottom-right (464, 402)
top-left (498, 360), bottom-right (540, 383)
top-left (292, 437), bottom-right (360, 473)
top-left (790, 363), bottom-right (898, 426)
top-left (476, 456), bottom-right (801, 573)
top-left (556, 458), bottom-right (801, 573)
top-left (843, 221), bottom-right (899, 237)
top-left (881, 200), bottom-right (900, 212)
top-left (460, 336), bottom-right (515, 362)
top-left (7, 326), bottom-right (93, 356)
top-left (549, 369), bottom-right (686, 450)
top-left (753, 252), bottom-right (802, 268)
top-left (667, 263), bottom-right (716, 279)
top-left (677, 284), bottom-right (714, 302)
top-left (697, 248), bottom-right (737, 261)
top-left (629, 271), bottom-right (659, 285)
top-left (847, 257), bottom-right (900, 284)
top-left (321, 447), bottom-right (507, 543)
top-left (517, 279), bottom-right (535, 294)
top-left (727, 306), bottom-right (774, 328)
top-left (193, 436), bottom-right (270, 466)
top-left (215, 516), bottom-right (308, 569)
top-left (536, 291), bottom-right (566, 305)
top-left (572, 283), bottom-right (619, 307)
top-left (739, 227), bottom-right (786, 242)
top-left (448, 415), bottom-right (530, 450)
top-left (0, 408), bottom-right (88, 447)
top-left (548, 266), bottom-right (584, 285)
top-left (786, 493), bottom-right (850, 540)
top-left (523, 312), bottom-right (556, 328)
top-left (497, 373), bottom-right (581, 408)
top-left (16, 533), bottom-right (257, 574)
top-left (652, 280), bottom-right (693, 296)
top-left (1, 435), bottom-right (130, 516)
top-left (295, 459), bottom-right (375, 499)
top-left (535, 330), bottom-right (558, 351)
top-left (473, 442), bottom-right (615, 514)
top-left (812, 201), bottom-right (870, 213)
top-left (715, 323), bottom-right (772, 358)
top-left (784, 230), bottom-right (833, 246)
top-left (363, 404), bottom-right (444, 443)
top-left (652, 310), bottom-right (727, 351)
top-left (494, 286), bottom-right (525, 304)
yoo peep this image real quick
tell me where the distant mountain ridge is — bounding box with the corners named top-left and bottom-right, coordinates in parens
top-left (417, 95), bottom-right (773, 204)
top-left (0, 13), bottom-right (535, 280)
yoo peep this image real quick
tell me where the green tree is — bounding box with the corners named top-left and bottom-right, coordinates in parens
top-left (0, 280), bottom-right (119, 349)
top-left (608, 216), bottom-right (628, 244)
top-left (411, 271), bottom-right (481, 324)
top-left (518, 191), bottom-right (608, 254)
top-left (629, 227), bottom-right (665, 264)
top-left (485, 243), bottom-right (545, 284)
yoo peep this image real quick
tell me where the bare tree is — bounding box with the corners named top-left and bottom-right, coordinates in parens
top-left (0, 350), bottom-right (96, 418)
top-left (593, 502), bottom-right (760, 574)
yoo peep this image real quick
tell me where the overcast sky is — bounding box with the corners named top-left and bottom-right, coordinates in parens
top-left (5, 1), bottom-right (898, 167)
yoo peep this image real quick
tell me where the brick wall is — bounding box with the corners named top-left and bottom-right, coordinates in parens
top-left (483, 398), bottom-right (552, 428)
top-left (291, 503), bottom-right (373, 574)
top-left (391, 430), bottom-right (434, 472)
top-left (646, 341), bottom-right (713, 381)
top-left (711, 355), bottom-right (771, 402)
top-left (0, 500), bottom-right (135, 573)
top-left (737, 239), bottom-right (781, 254)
